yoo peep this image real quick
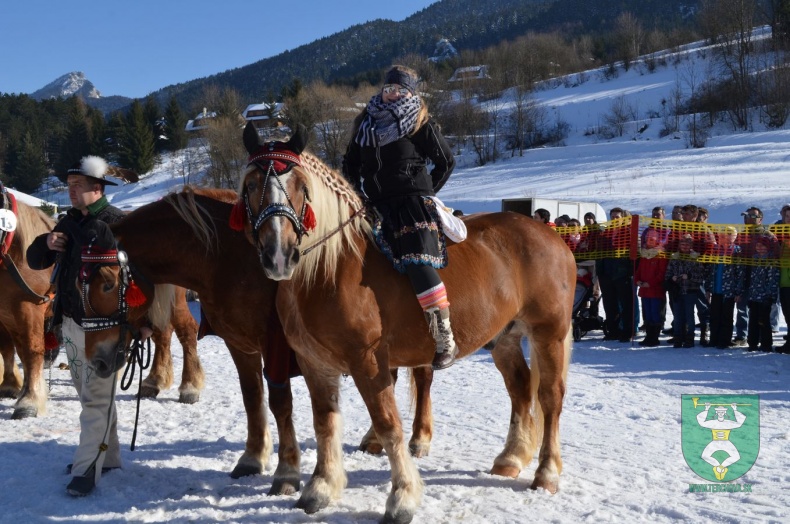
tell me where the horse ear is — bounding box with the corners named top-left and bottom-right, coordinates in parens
top-left (106, 166), bottom-right (139, 183)
top-left (243, 122), bottom-right (263, 155)
top-left (286, 124), bottom-right (309, 155)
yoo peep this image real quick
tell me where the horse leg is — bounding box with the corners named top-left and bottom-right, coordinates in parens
top-left (267, 378), bottom-right (301, 496)
top-left (351, 363), bottom-right (422, 524)
top-left (295, 366), bottom-right (347, 514)
top-left (0, 327), bottom-right (23, 399)
top-left (489, 329), bottom-right (537, 479)
top-left (141, 326), bottom-right (174, 398)
top-left (528, 329), bottom-right (571, 494)
top-left (171, 301), bottom-right (203, 404)
top-left (227, 347), bottom-right (272, 478)
top-left (408, 367), bottom-right (433, 458)
top-left (358, 368), bottom-right (400, 455)
top-left (358, 368), bottom-right (433, 458)
top-left (10, 308), bottom-right (47, 419)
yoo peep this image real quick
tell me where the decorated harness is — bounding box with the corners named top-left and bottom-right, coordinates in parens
top-left (230, 142), bottom-right (316, 240)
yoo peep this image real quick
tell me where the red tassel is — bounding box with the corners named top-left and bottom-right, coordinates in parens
top-left (125, 279), bottom-right (147, 307)
top-left (229, 199), bottom-right (246, 231)
top-left (302, 203), bottom-right (316, 232)
top-left (44, 331), bottom-right (59, 351)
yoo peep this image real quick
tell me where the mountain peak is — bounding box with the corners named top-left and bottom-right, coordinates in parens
top-left (31, 71), bottom-right (101, 100)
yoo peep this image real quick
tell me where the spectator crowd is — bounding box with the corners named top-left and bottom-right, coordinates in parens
top-left (534, 204), bottom-right (790, 354)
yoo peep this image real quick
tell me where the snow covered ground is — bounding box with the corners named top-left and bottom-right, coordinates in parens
top-left (2, 317), bottom-right (788, 523)
top-left (3, 34), bottom-right (789, 523)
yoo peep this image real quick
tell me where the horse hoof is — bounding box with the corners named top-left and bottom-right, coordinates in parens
top-left (531, 475), bottom-right (559, 494)
top-left (178, 391), bottom-right (200, 404)
top-left (408, 442), bottom-right (430, 458)
top-left (11, 406), bottom-right (38, 419)
top-left (0, 388), bottom-right (20, 399)
top-left (139, 385), bottom-right (160, 399)
top-left (359, 442), bottom-right (384, 455)
top-left (229, 463), bottom-right (262, 479)
top-left (268, 477), bottom-right (301, 496)
top-left (381, 508), bottom-right (415, 524)
top-left (490, 465), bottom-right (520, 478)
top-left (295, 492), bottom-right (330, 514)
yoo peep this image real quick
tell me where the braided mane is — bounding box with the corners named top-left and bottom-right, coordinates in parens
top-left (292, 152), bottom-right (370, 288)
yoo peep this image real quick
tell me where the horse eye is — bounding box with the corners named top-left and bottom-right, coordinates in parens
top-left (246, 180), bottom-right (258, 193)
top-left (102, 282), bottom-right (115, 293)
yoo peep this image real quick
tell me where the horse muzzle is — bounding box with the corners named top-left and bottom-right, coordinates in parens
top-left (91, 339), bottom-right (128, 379)
top-left (258, 243), bottom-right (299, 281)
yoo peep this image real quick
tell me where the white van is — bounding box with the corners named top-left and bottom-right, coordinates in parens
top-left (501, 197), bottom-right (606, 223)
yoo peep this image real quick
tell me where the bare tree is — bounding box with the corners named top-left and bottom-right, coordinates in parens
top-left (758, 50), bottom-right (790, 127)
top-left (678, 62), bottom-right (710, 148)
top-left (204, 115), bottom-right (246, 189)
top-left (614, 12), bottom-right (644, 71)
top-left (699, 0), bottom-right (763, 129)
top-left (604, 96), bottom-right (637, 137)
top-left (307, 82), bottom-right (358, 168)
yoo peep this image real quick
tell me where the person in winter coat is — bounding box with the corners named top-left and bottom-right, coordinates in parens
top-left (705, 227), bottom-right (745, 349)
top-left (744, 233), bottom-right (780, 352)
top-left (26, 156), bottom-right (132, 497)
top-left (596, 207), bottom-right (634, 342)
top-left (342, 65), bottom-right (457, 370)
top-left (634, 228), bottom-right (669, 347)
top-left (774, 204), bottom-right (790, 354)
top-left (665, 234), bottom-right (707, 348)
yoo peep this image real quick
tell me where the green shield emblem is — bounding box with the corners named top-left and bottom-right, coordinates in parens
top-left (681, 394), bottom-right (759, 482)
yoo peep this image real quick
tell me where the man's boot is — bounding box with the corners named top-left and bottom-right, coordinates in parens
top-left (672, 326), bottom-right (684, 348)
top-left (639, 325), bottom-right (658, 347)
top-left (699, 324), bottom-right (709, 347)
top-left (644, 324), bottom-right (661, 347)
top-left (683, 330), bottom-right (695, 348)
top-left (425, 307), bottom-right (459, 370)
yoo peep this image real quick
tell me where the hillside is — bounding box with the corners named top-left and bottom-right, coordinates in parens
top-left (35, 29), bottom-right (786, 228)
top-left (150, 0), bottom-right (700, 111)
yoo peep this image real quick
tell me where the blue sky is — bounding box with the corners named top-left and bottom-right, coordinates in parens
top-left (0, 0), bottom-right (437, 98)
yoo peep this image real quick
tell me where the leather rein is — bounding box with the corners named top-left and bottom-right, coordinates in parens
top-left (0, 182), bottom-right (53, 304)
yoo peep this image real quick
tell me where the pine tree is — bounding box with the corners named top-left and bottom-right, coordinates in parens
top-left (778, 0), bottom-right (790, 47)
top-left (120, 100), bottom-right (155, 175)
top-left (55, 100), bottom-right (92, 175)
top-left (106, 111), bottom-right (127, 164)
top-left (8, 131), bottom-right (48, 193)
top-left (143, 95), bottom-right (166, 153)
top-left (163, 95), bottom-right (188, 151)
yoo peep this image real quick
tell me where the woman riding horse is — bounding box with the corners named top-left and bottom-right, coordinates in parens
top-left (342, 65), bottom-right (458, 370)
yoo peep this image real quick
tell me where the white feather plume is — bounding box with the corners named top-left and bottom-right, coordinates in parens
top-left (80, 155), bottom-right (108, 179)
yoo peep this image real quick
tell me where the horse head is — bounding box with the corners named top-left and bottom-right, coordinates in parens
top-left (236, 122), bottom-right (314, 280)
top-left (79, 221), bottom-right (165, 378)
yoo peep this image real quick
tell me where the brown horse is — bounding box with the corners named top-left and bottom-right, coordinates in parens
top-left (0, 199), bottom-right (55, 418)
top-left (238, 123), bottom-right (576, 523)
top-left (78, 189), bottom-right (300, 493)
top-left (78, 187), bottom-right (436, 496)
top-left (0, 199), bottom-right (202, 418)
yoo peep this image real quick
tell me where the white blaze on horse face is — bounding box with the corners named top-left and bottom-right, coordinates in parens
top-left (264, 171), bottom-right (297, 279)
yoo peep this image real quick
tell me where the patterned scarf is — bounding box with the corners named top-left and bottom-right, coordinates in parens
top-left (354, 94), bottom-right (422, 148)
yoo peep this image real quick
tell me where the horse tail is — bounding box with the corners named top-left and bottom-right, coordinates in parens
top-left (529, 326), bottom-right (573, 446)
top-left (407, 368), bottom-right (417, 414)
top-left (148, 284), bottom-right (175, 331)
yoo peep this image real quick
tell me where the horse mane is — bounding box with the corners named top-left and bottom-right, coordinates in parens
top-left (160, 186), bottom-right (237, 252)
top-left (289, 152), bottom-right (370, 288)
top-left (11, 201), bottom-right (55, 264)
